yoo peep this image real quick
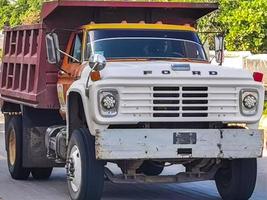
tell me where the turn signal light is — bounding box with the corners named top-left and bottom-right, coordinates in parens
top-left (253, 72), bottom-right (263, 82)
top-left (91, 71), bottom-right (101, 81)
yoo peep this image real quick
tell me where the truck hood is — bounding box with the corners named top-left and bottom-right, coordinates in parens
top-left (100, 61), bottom-right (253, 80)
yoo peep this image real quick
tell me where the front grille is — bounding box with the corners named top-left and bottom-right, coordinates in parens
top-left (153, 86), bottom-right (208, 117)
top-left (120, 85), bottom-right (238, 120)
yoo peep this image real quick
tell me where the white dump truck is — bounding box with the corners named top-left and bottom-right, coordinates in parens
top-left (0, 1), bottom-right (264, 200)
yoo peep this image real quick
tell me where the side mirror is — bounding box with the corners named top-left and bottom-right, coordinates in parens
top-left (215, 34), bottom-right (224, 65)
top-left (203, 40), bottom-right (211, 61)
top-left (89, 54), bottom-right (106, 71)
top-left (45, 33), bottom-right (61, 64)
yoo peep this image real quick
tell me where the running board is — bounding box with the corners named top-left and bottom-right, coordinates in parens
top-left (104, 167), bottom-right (217, 184)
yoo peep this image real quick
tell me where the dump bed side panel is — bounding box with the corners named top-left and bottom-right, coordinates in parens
top-left (0, 24), bottom-right (59, 109)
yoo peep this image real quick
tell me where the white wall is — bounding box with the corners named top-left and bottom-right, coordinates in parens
top-left (210, 51), bottom-right (252, 69)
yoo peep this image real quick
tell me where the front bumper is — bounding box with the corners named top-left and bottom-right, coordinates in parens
top-left (95, 129), bottom-right (264, 160)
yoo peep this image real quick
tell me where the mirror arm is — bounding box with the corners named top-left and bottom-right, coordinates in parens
top-left (52, 49), bottom-right (70, 76)
top-left (209, 55), bottom-right (215, 63)
top-left (57, 49), bottom-right (80, 63)
top-left (53, 48), bottom-right (80, 76)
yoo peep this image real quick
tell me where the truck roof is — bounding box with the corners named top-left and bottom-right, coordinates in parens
top-left (42, 1), bottom-right (218, 30)
top-left (82, 23), bottom-right (196, 32)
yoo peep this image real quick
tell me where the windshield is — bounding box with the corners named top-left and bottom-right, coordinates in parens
top-left (86, 30), bottom-right (207, 61)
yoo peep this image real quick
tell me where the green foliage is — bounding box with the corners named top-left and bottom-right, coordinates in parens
top-left (198, 0), bottom-right (267, 53)
top-left (0, 0), bottom-right (43, 28)
top-left (263, 101), bottom-right (267, 115)
top-left (0, 0), bottom-right (12, 28)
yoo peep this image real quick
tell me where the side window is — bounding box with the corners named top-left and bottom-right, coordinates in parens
top-left (69, 32), bottom-right (83, 63)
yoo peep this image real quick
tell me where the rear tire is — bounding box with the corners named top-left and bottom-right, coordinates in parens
top-left (67, 128), bottom-right (104, 200)
top-left (31, 168), bottom-right (53, 180)
top-left (6, 116), bottom-right (30, 180)
top-left (215, 158), bottom-right (257, 200)
top-left (137, 161), bottom-right (164, 176)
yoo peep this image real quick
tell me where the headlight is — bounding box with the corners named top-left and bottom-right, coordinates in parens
top-left (240, 90), bottom-right (259, 115)
top-left (98, 90), bottom-right (119, 117)
top-left (101, 94), bottom-right (116, 109)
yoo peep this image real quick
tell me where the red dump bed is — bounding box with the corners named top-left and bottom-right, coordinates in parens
top-left (0, 24), bottom-right (59, 108)
top-left (0, 1), bottom-right (218, 109)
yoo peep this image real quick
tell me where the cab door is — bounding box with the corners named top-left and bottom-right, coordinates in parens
top-left (57, 31), bottom-right (86, 116)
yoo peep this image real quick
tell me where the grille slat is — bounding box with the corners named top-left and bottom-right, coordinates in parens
top-left (182, 100), bottom-right (208, 104)
top-left (182, 107), bottom-right (208, 111)
top-left (153, 113), bottom-right (179, 118)
top-left (182, 93), bottom-right (208, 98)
top-left (182, 87), bottom-right (208, 91)
top-left (153, 100), bottom-right (180, 104)
top-left (154, 87), bottom-right (179, 91)
top-left (183, 113), bottom-right (208, 117)
top-left (153, 93), bottom-right (180, 98)
top-left (153, 106), bottom-right (179, 111)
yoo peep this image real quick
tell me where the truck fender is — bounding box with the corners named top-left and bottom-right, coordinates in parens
top-left (67, 84), bottom-right (92, 141)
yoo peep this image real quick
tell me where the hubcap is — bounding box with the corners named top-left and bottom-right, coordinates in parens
top-left (8, 129), bottom-right (16, 166)
top-left (68, 145), bottom-right (82, 192)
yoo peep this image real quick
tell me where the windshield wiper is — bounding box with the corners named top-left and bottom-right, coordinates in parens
top-left (146, 57), bottom-right (208, 62)
top-left (107, 57), bottom-right (208, 62)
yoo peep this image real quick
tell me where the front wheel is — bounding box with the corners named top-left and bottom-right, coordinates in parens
top-left (67, 128), bottom-right (104, 200)
top-left (136, 161), bottom-right (164, 176)
top-left (215, 159), bottom-right (257, 200)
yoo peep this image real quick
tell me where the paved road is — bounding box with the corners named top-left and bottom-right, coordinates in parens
top-left (0, 127), bottom-right (266, 200)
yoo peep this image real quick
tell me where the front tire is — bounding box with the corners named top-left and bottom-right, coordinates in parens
top-left (6, 115), bottom-right (30, 180)
top-left (215, 159), bottom-right (257, 200)
top-left (137, 161), bottom-right (164, 176)
top-left (31, 168), bottom-right (53, 180)
top-left (67, 128), bottom-right (104, 200)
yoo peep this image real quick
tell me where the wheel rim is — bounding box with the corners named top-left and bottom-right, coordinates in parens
top-left (69, 145), bottom-right (82, 193)
top-left (8, 129), bottom-right (16, 166)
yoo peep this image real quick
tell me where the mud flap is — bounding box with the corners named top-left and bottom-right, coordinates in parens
top-left (22, 106), bottom-right (64, 168)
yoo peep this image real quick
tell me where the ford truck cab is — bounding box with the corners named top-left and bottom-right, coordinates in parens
top-left (45, 22), bottom-right (264, 200)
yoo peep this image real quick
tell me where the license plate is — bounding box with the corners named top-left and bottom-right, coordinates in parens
top-left (173, 132), bottom-right (197, 144)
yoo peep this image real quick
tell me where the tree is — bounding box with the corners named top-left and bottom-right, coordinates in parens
top-left (19, 0), bottom-right (43, 25)
top-left (0, 0), bottom-right (13, 28)
top-left (0, 0), bottom-right (43, 29)
top-left (198, 0), bottom-right (267, 53)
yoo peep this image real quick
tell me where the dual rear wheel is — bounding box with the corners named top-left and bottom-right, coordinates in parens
top-left (6, 115), bottom-right (52, 180)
